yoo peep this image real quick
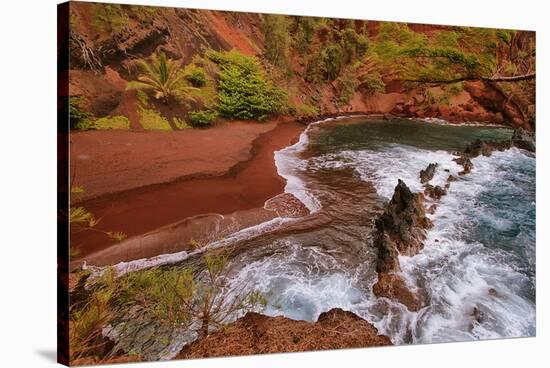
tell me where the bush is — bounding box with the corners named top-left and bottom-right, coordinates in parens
top-left (293, 103), bottom-right (319, 119)
top-left (322, 44), bottom-right (345, 80)
top-left (138, 108), bottom-right (172, 130)
top-left (207, 50), bottom-right (286, 120)
top-left (359, 71), bottom-right (386, 95)
top-left (69, 97), bottom-right (93, 130)
top-left (93, 4), bottom-right (128, 33)
top-left (263, 15), bottom-right (292, 68)
top-left (188, 110), bottom-right (218, 127)
top-left (184, 65), bottom-right (207, 87)
top-left (336, 67), bottom-right (359, 104)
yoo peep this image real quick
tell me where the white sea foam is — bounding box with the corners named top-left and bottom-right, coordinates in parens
top-left (85, 216), bottom-right (296, 278)
top-left (299, 141), bottom-right (535, 342)
top-left (224, 239), bottom-right (368, 322)
top-left (365, 146), bottom-right (535, 342)
top-left (310, 144), bottom-right (462, 200)
top-left (273, 118), bottom-right (338, 213)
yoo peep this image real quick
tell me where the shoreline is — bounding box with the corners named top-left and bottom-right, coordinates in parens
top-left (71, 118), bottom-right (305, 266)
top-left (70, 113), bottom-right (513, 268)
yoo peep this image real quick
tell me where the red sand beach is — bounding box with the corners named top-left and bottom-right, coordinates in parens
top-left (70, 118), bottom-right (305, 267)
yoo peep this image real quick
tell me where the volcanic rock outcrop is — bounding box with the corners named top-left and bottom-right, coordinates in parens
top-left (454, 127), bottom-right (535, 174)
top-left (176, 308), bottom-right (392, 358)
top-left (372, 179), bottom-right (432, 311)
top-left (419, 163), bottom-right (438, 184)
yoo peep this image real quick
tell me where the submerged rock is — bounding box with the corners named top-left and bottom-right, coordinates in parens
top-left (512, 127), bottom-right (536, 152)
top-left (454, 156), bottom-right (473, 175)
top-left (176, 308), bottom-right (392, 359)
top-left (464, 139), bottom-right (512, 157)
top-left (424, 184), bottom-right (447, 200)
top-left (420, 163), bottom-right (438, 184)
top-left (463, 128), bottom-right (535, 159)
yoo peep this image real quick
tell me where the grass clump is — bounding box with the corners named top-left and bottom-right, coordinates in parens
top-left (138, 108), bottom-right (172, 130)
top-left (91, 115), bottom-right (130, 130)
top-left (207, 50), bottom-right (286, 121)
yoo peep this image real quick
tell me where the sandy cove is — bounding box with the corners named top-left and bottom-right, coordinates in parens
top-left (70, 118), bottom-right (305, 267)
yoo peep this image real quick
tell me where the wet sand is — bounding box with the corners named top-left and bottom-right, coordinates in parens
top-left (70, 119), bottom-right (305, 266)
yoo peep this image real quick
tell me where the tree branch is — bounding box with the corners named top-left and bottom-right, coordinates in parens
top-left (400, 72), bottom-right (536, 84)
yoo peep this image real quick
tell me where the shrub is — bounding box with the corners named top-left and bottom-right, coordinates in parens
top-left (86, 251), bottom-right (266, 339)
top-left (292, 16), bottom-right (318, 53)
top-left (69, 97), bottom-right (93, 130)
top-left (188, 110), bottom-right (218, 127)
top-left (207, 50), bottom-right (286, 120)
top-left (294, 103), bottom-right (319, 119)
top-left (184, 65), bottom-right (207, 87)
top-left (336, 67), bottom-right (359, 104)
top-left (93, 4), bottom-right (128, 33)
top-left (322, 44), bottom-right (345, 80)
top-left (138, 108), bottom-right (172, 130)
top-left (263, 15), bottom-right (292, 68)
top-left (359, 71), bottom-right (386, 95)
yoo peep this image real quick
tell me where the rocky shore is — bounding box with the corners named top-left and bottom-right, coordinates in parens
top-left (371, 128), bottom-right (535, 311)
top-left (176, 308), bottom-right (392, 359)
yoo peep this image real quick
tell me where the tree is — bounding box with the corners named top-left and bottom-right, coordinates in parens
top-left (208, 50), bottom-right (286, 120)
top-left (126, 53), bottom-right (197, 103)
top-left (263, 14), bottom-right (292, 68)
top-left (114, 250), bottom-right (266, 338)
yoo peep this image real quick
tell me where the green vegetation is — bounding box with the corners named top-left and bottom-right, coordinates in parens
top-left (69, 205), bottom-right (127, 243)
top-left (263, 15), bottom-right (292, 68)
top-left (336, 66), bottom-right (359, 104)
top-left (91, 115), bottom-right (130, 130)
top-left (138, 107), bottom-right (172, 130)
top-left (69, 97), bottom-right (93, 130)
top-left (188, 110), bottom-right (218, 127)
top-left (70, 269), bottom-right (115, 361)
top-left (291, 17), bottom-right (319, 53)
top-left (70, 207), bottom-right (96, 227)
top-left (93, 3), bottom-right (128, 33)
top-left (70, 250), bottom-right (266, 360)
top-left (207, 50), bottom-right (286, 120)
top-left (126, 53), bottom-right (197, 104)
top-left (293, 103), bottom-right (319, 120)
top-left (367, 23), bottom-right (518, 83)
top-left (304, 21), bottom-right (369, 83)
top-left (183, 65), bottom-right (207, 87)
top-left (173, 117), bottom-right (192, 129)
top-left (359, 71), bottom-right (386, 95)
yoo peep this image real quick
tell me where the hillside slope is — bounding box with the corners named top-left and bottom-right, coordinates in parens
top-left (67, 2), bottom-right (535, 130)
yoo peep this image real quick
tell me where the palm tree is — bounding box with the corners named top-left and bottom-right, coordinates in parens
top-left (126, 53), bottom-right (197, 103)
